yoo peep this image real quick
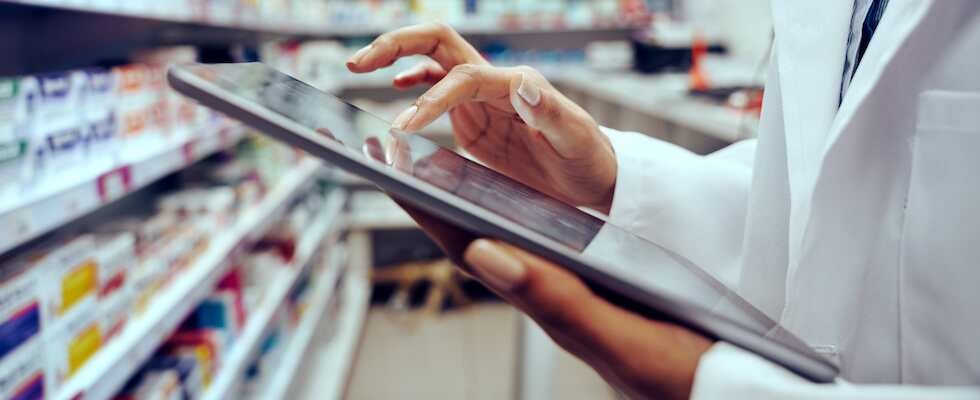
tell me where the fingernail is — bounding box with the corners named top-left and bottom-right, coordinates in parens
top-left (510, 93), bottom-right (537, 127)
top-left (347, 44), bottom-right (373, 65)
top-left (464, 240), bottom-right (526, 291)
top-left (392, 105), bottom-right (418, 131)
top-left (517, 73), bottom-right (541, 106)
top-left (395, 69), bottom-right (416, 81)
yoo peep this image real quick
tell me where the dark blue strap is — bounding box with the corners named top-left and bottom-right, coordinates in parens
top-left (855, 0), bottom-right (890, 68)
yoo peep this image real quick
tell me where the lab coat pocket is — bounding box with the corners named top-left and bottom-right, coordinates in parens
top-left (900, 90), bottom-right (980, 385)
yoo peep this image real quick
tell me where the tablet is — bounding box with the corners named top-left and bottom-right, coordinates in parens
top-left (168, 62), bottom-right (839, 383)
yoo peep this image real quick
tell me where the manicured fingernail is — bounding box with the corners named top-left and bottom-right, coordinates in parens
top-left (347, 44), bottom-right (373, 65)
top-left (392, 105), bottom-right (418, 131)
top-left (464, 240), bottom-right (526, 291)
top-left (510, 93), bottom-right (536, 128)
top-left (394, 70), bottom-right (411, 81)
top-left (517, 73), bottom-right (541, 106)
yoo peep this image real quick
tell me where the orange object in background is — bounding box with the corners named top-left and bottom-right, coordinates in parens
top-left (689, 33), bottom-right (710, 91)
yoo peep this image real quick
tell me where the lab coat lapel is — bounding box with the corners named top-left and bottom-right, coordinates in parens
top-left (769, 1), bottom-right (852, 270)
top-left (823, 0), bottom-right (935, 153)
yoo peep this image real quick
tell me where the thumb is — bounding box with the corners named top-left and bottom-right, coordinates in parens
top-left (508, 71), bottom-right (594, 159)
top-left (461, 239), bottom-right (713, 400)
top-left (462, 239), bottom-right (611, 347)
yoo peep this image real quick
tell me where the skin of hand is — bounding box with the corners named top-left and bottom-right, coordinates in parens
top-left (348, 23), bottom-right (714, 400)
top-left (395, 202), bottom-right (714, 400)
top-left (346, 22), bottom-right (617, 213)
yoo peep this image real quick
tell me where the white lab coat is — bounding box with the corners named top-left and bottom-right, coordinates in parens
top-left (601, 0), bottom-right (980, 397)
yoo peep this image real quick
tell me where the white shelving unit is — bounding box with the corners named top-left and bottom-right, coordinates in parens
top-left (309, 266), bottom-right (370, 399)
top-left (291, 249), bottom-right (370, 400)
top-left (202, 188), bottom-right (347, 400)
top-left (53, 158), bottom-right (322, 400)
top-left (0, 123), bottom-right (245, 256)
top-left (544, 65), bottom-right (760, 142)
top-left (260, 244), bottom-right (349, 399)
top-left (285, 230), bottom-right (371, 400)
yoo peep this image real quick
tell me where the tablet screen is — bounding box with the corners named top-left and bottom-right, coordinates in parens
top-left (180, 63), bottom-right (804, 350)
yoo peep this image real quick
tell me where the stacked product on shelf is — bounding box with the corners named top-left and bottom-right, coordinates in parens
top-left (237, 309), bottom-right (289, 398)
top-left (236, 271), bottom-right (319, 400)
top-left (0, 78), bottom-right (29, 197)
top-left (0, 245), bottom-right (46, 400)
top-left (235, 188), bottom-right (341, 398)
top-left (0, 63), bottom-right (219, 205)
top-left (232, 263), bottom-right (311, 399)
top-left (113, 267), bottom-right (247, 400)
top-left (0, 137), bottom-right (301, 399)
top-left (0, 228), bottom-right (144, 398)
top-left (112, 185), bottom-right (337, 400)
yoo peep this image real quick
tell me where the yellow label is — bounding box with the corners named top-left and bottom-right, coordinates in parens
top-left (195, 345), bottom-right (213, 387)
top-left (68, 324), bottom-right (103, 375)
top-left (60, 260), bottom-right (98, 314)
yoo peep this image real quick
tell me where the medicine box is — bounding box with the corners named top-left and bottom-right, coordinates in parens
top-left (31, 71), bottom-right (86, 177)
top-left (43, 298), bottom-right (103, 391)
top-left (94, 232), bottom-right (135, 297)
top-left (134, 370), bottom-right (183, 400)
top-left (33, 234), bottom-right (99, 330)
top-left (0, 337), bottom-right (45, 400)
top-left (81, 68), bottom-right (116, 122)
top-left (81, 68), bottom-right (119, 165)
top-left (99, 286), bottom-right (132, 343)
top-left (0, 255), bottom-right (41, 364)
top-left (0, 78), bottom-right (29, 196)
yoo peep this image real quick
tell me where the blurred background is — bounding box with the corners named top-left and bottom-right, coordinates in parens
top-left (0, 1), bottom-right (772, 399)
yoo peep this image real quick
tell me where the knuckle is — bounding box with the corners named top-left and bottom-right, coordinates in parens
top-left (429, 21), bottom-right (457, 37)
top-left (450, 63), bottom-right (482, 78)
top-left (373, 34), bottom-right (394, 49)
top-left (515, 65), bottom-right (538, 75)
top-left (417, 93), bottom-right (438, 107)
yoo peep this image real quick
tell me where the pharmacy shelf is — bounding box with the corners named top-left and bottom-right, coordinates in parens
top-left (329, 64), bottom-right (759, 142)
top-left (0, 0), bottom-right (639, 75)
top-left (202, 188), bottom-right (347, 400)
top-left (1, 1), bottom-right (640, 39)
top-left (543, 65), bottom-right (760, 141)
top-left (310, 259), bottom-right (371, 399)
top-left (260, 244), bottom-right (349, 400)
top-left (292, 233), bottom-right (371, 400)
top-left (0, 0), bottom-right (333, 39)
top-left (54, 157), bottom-right (322, 400)
top-left (324, 23), bottom-right (642, 42)
top-left (0, 0), bottom-right (327, 76)
top-left (0, 123), bottom-right (245, 257)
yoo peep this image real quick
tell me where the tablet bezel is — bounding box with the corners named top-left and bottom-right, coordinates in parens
top-left (168, 63), bottom-right (839, 383)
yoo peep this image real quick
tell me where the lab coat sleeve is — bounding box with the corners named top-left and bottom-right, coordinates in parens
top-left (601, 127), bottom-right (756, 287)
top-left (691, 343), bottom-right (980, 399)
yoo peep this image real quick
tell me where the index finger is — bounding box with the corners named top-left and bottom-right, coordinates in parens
top-left (346, 23), bottom-right (486, 73)
top-left (395, 64), bottom-right (515, 132)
